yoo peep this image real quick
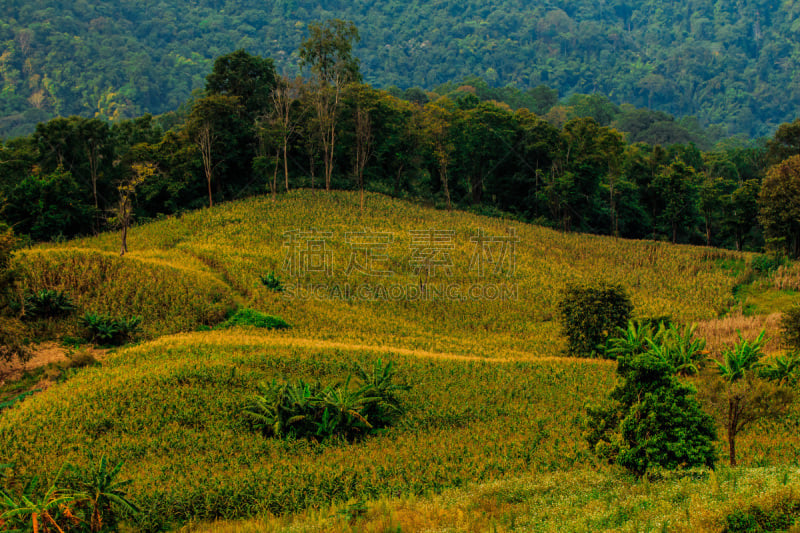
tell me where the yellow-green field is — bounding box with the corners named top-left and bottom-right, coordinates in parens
top-left (2, 191), bottom-right (799, 532)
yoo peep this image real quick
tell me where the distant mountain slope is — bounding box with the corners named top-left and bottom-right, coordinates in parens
top-left (1, 0), bottom-right (797, 137)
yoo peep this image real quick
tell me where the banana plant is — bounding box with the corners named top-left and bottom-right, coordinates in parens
top-left (69, 454), bottom-right (140, 533)
top-left (716, 329), bottom-right (766, 382)
top-left (0, 466), bottom-right (75, 533)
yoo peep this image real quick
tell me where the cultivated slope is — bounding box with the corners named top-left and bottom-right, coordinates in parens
top-left (4, 191), bottom-right (796, 531)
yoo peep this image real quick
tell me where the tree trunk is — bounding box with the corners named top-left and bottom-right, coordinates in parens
top-left (283, 140), bottom-right (289, 192)
top-left (120, 224), bottom-right (128, 256)
top-left (728, 398), bottom-right (738, 466)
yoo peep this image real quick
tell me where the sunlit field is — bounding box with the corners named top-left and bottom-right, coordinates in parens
top-left (3, 191), bottom-right (798, 532)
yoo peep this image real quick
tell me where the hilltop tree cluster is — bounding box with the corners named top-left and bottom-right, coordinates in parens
top-left (1, 21), bottom-right (800, 258)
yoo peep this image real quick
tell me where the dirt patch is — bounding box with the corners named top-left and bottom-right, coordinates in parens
top-left (0, 342), bottom-right (107, 386)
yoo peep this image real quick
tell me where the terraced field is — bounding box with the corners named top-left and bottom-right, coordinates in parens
top-left (2, 191), bottom-right (798, 532)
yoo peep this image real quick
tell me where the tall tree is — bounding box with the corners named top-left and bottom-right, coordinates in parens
top-left (759, 155), bottom-right (800, 257)
top-left (299, 19), bottom-right (361, 191)
top-left (115, 160), bottom-right (155, 256)
top-left (185, 95), bottom-right (244, 208)
top-left (269, 76), bottom-right (300, 193)
top-left (653, 160), bottom-right (699, 243)
top-left (420, 99), bottom-right (456, 209)
top-left (205, 50), bottom-right (278, 121)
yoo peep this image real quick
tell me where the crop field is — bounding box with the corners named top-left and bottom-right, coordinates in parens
top-left (2, 191), bottom-right (799, 532)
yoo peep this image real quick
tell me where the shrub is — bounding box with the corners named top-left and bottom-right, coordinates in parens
top-left (80, 312), bottom-right (142, 345)
top-left (724, 495), bottom-right (800, 532)
top-left (780, 305), bottom-right (800, 350)
top-left (21, 289), bottom-right (76, 320)
top-left (215, 308), bottom-right (289, 330)
top-left (558, 281), bottom-right (633, 358)
top-left (243, 360), bottom-right (408, 441)
top-left (758, 351), bottom-right (800, 385)
top-left (586, 351), bottom-right (717, 476)
top-left (750, 253), bottom-right (788, 275)
top-left (259, 271), bottom-right (284, 292)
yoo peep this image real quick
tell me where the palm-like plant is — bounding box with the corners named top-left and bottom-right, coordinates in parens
top-left (70, 455), bottom-right (140, 533)
top-left (0, 466), bottom-right (76, 533)
top-left (604, 321), bottom-right (655, 359)
top-left (243, 360), bottom-right (409, 441)
top-left (662, 323), bottom-right (709, 376)
top-left (758, 351), bottom-right (800, 385)
top-left (716, 329), bottom-right (766, 382)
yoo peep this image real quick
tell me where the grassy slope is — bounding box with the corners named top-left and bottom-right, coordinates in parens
top-left (2, 191), bottom-right (799, 532)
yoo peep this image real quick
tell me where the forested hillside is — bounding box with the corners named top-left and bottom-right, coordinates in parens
top-left (1, 0), bottom-right (798, 138)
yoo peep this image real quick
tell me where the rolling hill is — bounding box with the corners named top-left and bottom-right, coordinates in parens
top-left (1, 191), bottom-right (798, 531)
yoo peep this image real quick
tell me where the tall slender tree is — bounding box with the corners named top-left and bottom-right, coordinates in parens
top-left (299, 19), bottom-right (361, 191)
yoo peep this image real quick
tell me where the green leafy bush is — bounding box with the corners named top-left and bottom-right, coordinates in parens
top-left (243, 360), bottom-right (408, 441)
top-left (80, 313), bottom-right (142, 346)
top-left (21, 289), bottom-right (76, 320)
top-left (259, 272), bottom-right (284, 292)
top-left (215, 308), bottom-right (289, 330)
top-left (586, 351), bottom-right (717, 477)
top-left (758, 351), bottom-right (800, 385)
top-left (558, 281), bottom-right (633, 358)
top-left (724, 495), bottom-right (800, 532)
top-left (780, 305), bottom-right (800, 350)
top-left (750, 253), bottom-right (788, 275)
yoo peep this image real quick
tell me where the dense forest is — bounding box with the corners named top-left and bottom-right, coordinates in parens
top-left (2, 0), bottom-right (800, 138)
top-left (3, 23), bottom-right (800, 259)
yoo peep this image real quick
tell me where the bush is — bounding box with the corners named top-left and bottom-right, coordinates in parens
top-left (724, 496), bottom-right (800, 532)
top-left (243, 360), bottom-right (408, 441)
top-left (21, 289), bottom-right (76, 320)
top-left (750, 253), bottom-right (788, 275)
top-left (215, 308), bottom-right (289, 330)
top-left (259, 272), bottom-right (284, 292)
top-left (558, 281), bottom-right (633, 358)
top-left (758, 351), bottom-right (800, 385)
top-left (80, 312), bottom-right (142, 345)
top-left (586, 351), bottom-right (717, 476)
top-left (780, 305), bottom-right (800, 350)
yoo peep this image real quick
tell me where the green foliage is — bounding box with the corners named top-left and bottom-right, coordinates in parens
top-left (2, 0), bottom-right (799, 138)
top-left (205, 49), bottom-right (278, 119)
top-left (215, 308), bottom-right (289, 330)
top-left (724, 496), bottom-right (800, 532)
top-left (80, 312), bottom-right (141, 346)
top-left (759, 155), bottom-right (800, 258)
top-left (0, 390), bottom-right (40, 412)
top-left (0, 456), bottom-right (139, 533)
top-left (586, 351), bottom-right (718, 477)
top-left (243, 360), bottom-right (407, 441)
top-left (21, 289), bottom-right (76, 320)
top-left (65, 454), bottom-right (140, 532)
top-left (558, 281), bottom-right (633, 358)
top-left (780, 306), bottom-right (800, 351)
top-left (758, 352), bottom-right (800, 386)
top-left (750, 254), bottom-right (788, 275)
top-left (607, 320), bottom-right (709, 376)
top-left (0, 225), bottom-right (31, 365)
top-left (259, 272), bottom-right (284, 292)
top-left (708, 329), bottom-right (796, 466)
top-left (715, 330), bottom-right (767, 383)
